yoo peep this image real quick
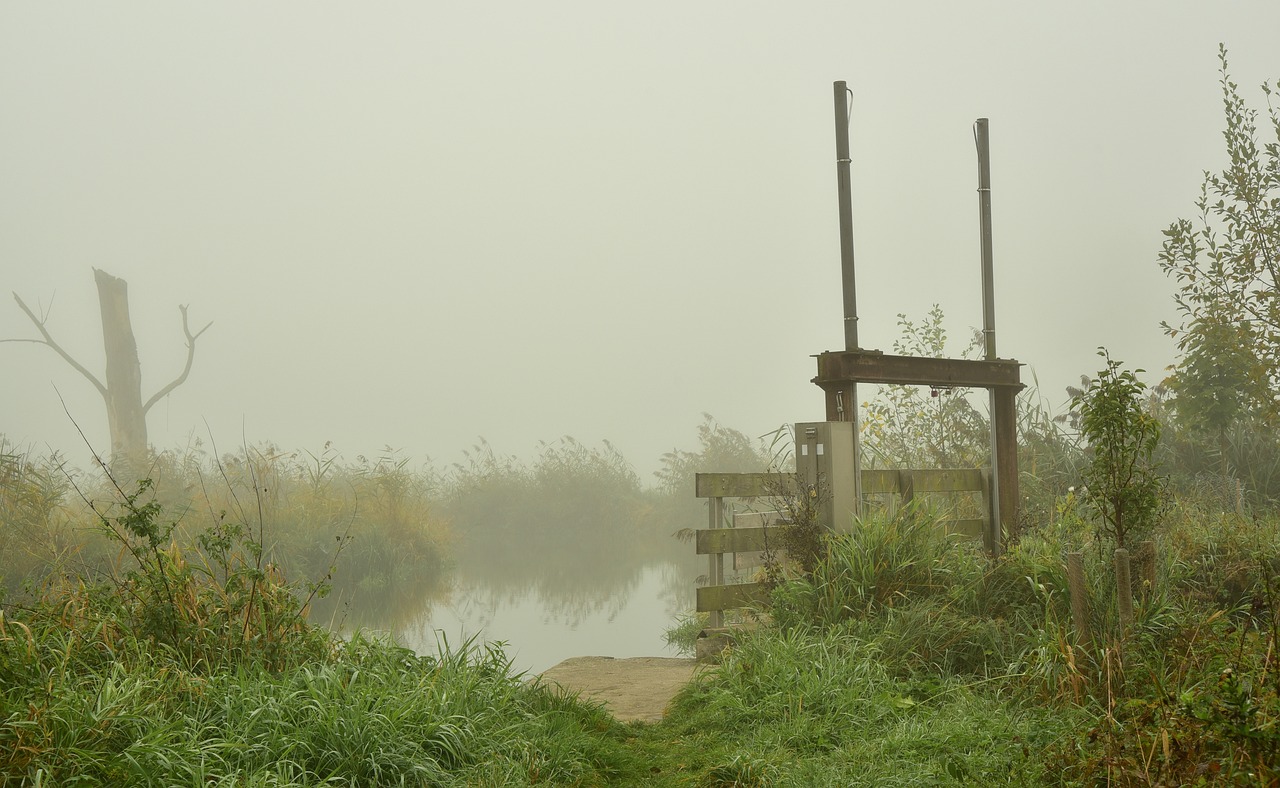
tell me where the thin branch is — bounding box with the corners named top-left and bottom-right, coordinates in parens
top-left (10, 292), bottom-right (109, 400)
top-left (142, 304), bottom-right (212, 414)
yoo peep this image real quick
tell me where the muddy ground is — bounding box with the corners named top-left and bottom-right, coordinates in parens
top-left (537, 656), bottom-right (702, 723)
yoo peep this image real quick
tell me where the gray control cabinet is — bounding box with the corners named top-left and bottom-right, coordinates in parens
top-left (794, 421), bottom-right (858, 533)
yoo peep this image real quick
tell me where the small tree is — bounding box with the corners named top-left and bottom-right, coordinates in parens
top-left (860, 306), bottom-right (989, 469)
top-left (1073, 350), bottom-right (1165, 549)
top-left (1158, 45), bottom-right (1280, 427)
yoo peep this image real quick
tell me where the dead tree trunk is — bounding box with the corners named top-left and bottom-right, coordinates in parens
top-left (96, 269), bottom-right (148, 460)
top-left (6, 269), bottom-right (211, 469)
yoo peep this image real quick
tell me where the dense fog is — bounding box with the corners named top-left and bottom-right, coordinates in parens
top-left (4, 4), bottom-right (1278, 474)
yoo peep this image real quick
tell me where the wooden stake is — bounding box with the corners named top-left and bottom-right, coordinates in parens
top-left (1114, 547), bottom-right (1133, 630)
top-left (1067, 552), bottom-right (1091, 648)
top-left (1137, 540), bottom-right (1156, 599)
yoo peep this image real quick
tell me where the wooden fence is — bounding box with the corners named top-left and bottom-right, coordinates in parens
top-left (694, 470), bottom-right (989, 626)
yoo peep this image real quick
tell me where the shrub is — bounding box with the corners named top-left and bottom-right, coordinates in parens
top-left (1073, 349), bottom-right (1166, 549)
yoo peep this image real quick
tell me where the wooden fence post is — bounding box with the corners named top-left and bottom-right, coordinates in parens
top-left (1114, 547), bottom-right (1133, 630)
top-left (1067, 552), bottom-right (1091, 648)
top-left (708, 496), bottom-right (725, 629)
top-left (1136, 540), bottom-right (1156, 600)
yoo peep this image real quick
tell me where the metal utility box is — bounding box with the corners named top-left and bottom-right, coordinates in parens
top-left (794, 421), bottom-right (858, 533)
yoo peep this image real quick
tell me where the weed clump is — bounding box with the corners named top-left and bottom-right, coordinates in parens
top-left (0, 475), bottom-right (637, 786)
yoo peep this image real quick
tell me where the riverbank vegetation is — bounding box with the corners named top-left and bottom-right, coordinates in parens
top-left (5, 362), bottom-right (1280, 785)
top-left (4, 421), bottom-right (1278, 784)
top-left (4, 48), bottom-right (1280, 785)
top-left (0, 411), bottom-right (766, 634)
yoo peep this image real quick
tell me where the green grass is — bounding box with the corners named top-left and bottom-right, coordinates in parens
top-left (5, 438), bottom-right (1280, 785)
top-left (0, 621), bottom-right (640, 786)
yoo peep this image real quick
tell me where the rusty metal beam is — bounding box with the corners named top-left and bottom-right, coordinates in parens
top-left (813, 350), bottom-right (1023, 389)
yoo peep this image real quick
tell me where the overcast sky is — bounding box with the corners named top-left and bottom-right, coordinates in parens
top-left (3, 2), bottom-right (1278, 478)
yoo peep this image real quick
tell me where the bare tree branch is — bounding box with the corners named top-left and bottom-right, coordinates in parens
top-left (142, 304), bottom-right (212, 414)
top-left (9, 291), bottom-right (109, 401)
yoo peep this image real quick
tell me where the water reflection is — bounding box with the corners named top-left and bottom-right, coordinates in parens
top-left (408, 560), bottom-right (693, 674)
top-left (313, 552), bottom-right (699, 675)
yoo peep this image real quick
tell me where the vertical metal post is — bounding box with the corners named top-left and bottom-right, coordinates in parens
top-left (975, 118), bottom-right (997, 362)
top-left (834, 82), bottom-right (859, 351)
top-left (975, 118), bottom-right (1003, 553)
top-left (708, 496), bottom-right (724, 629)
top-left (834, 81), bottom-right (863, 518)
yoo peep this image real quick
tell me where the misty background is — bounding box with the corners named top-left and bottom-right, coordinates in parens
top-left (3, 2), bottom-right (1279, 476)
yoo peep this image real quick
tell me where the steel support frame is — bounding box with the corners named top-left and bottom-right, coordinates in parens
top-left (813, 352), bottom-right (1023, 554)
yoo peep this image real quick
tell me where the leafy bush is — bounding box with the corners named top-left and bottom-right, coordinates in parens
top-left (0, 481), bottom-right (636, 786)
top-left (0, 441), bottom-right (451, 619)
top-left (1072, 350), bottom-right (1166, 549)
top-left (770, 504), bottom-right (979, 627)
top-left (860, 306), bottom-right (989, 470)
top-left (0, 441), bottom-right (76, 596)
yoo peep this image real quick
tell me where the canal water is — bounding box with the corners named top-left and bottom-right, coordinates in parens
top-left (399, 560), bottom-right (693, 674)
top-left (317, 557), bottom-right (699, 675)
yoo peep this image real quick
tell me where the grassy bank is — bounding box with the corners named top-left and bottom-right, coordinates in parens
top-left (0, 477), bottom-right (638, 786)
top-left (4, 400), bottom-right (1280, 785)
top-left (5, 478), bottom-right (1277, 785)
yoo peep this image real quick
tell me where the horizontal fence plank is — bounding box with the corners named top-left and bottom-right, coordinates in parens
top-left (731, 511), bottom-right (787, 569)
top-left (696, 581), bottom-right (771, 613)
top-left (695, 472), bottom-right (795, 498)
top-left (697, 469), bottom-right (986, 499)
top-left (861, 470), bottom-right (900, 494)
top-left (697, 518), bottom-right (984, 554)
top-left (736, 551), bottom-right (776, 571)
top-left (696, 526), bottom-right (779, 555)
top-left (945, 518), bottom-right (986, 538)
top-left (908, 469), bottom-right (986, 493)
top-left (733, 510), bottom-right (786, 528)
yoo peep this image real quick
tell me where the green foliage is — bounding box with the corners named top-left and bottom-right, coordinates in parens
top-left (855, 308), bottom-right (1087, 538)
top-left (75, 476), bottom-right (331, 674)
top-left (0, 616), bottom-right (633, 785)
top-left (1153, 46), bottom-right (1280, 517)
top-left (861, 306), bottom-right (989, 469)
top-left (0, 441), bottom-right (452, 633)
top-left (662, 611), bottom-right (708, 656)
top-left (440, 435), bottom-right (670, 580)
top-left (1159, 45), bottom-right (1280, 429)
top-left (769, 504), bottom-right (966, 626)
top-left (764, 504), bottom-right (1075, 682)
top-left (0, 441), bottom-right (74, 595)
top-left (0, 478), bottom-right (636, 785)
top-left (654, 413), bottom-right (774, 498)
top-left (658, 623), bottom-right (1078, 786)
top-left (199, 443), bottom-right (449, 597)
top-left (6, 438), bottom-right (1280, 784)
top-left (1072, 349), bottom-right (1165, 549)
top-left (757, 475), bottom-right (828, 583)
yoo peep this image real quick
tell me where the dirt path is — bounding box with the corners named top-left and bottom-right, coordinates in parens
top-left (537, 656), bottom-right (701, 723)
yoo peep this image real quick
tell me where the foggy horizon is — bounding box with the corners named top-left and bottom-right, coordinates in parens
top-left (4, 3), bottom-right (1279, 478)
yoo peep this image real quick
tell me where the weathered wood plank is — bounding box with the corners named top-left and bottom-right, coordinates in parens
top-left (696, 469), bottom-right (985, 499)
top-left (698, 518), bottom-right (981, 552)
top-left (861, 470), bottom-right (900, 494)
top-left (696, 526), bottom-right (780, 555)
top-left (696, 581), bottom-right (771, 613)
top-left (732, 511), bottom-right (787, 569)
top-left (733, 510), bottom-right (786, 528)
top-left (944, 518), bottom-right (986, 538)
top-left (695, 472), bottom-right (795, 498)
top-left (907, 469), bottom-right (986, 493)
top-left (814, 350), bottom-right (1023, 388)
